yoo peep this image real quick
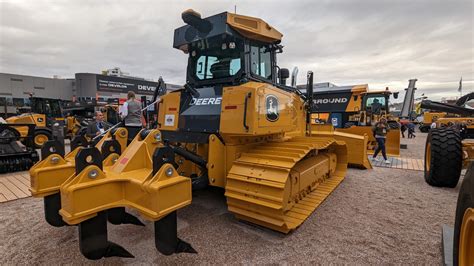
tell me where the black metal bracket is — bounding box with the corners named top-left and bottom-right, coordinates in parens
top-left (75, 147), bottom-right (103, 175)
top-left (70, 135), bottom-right (89, 151)
top-left (152, 146), bottom-right (176, 175)
top-left (101, 139), bottom-right (121, 159)
top-left (41, 140), bottom-right (65, 159)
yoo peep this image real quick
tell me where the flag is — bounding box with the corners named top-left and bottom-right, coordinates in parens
top-left (458, 77), bottom-right (463, 92)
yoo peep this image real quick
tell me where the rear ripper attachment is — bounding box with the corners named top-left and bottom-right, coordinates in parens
top-left (30, 127), bottom-right (128, 227)
top-left (59, 129), bottom-right (194, 259)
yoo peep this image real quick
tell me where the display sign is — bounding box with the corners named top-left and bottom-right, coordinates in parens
top-left (311, 91), bottom-right (353, 113)
top-left (96, 75), bottom-right (164, 95)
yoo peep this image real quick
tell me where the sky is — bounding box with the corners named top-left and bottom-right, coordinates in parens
top-left (0, 0), bottom-right (472, 101)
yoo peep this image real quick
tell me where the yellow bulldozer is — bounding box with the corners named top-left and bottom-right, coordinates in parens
top-left (308, 84), bottom-right (401, 156)
top-left (30, 9), bottom-right (369, 259)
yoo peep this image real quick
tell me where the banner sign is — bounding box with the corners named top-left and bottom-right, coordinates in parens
top-left (96, 74), bottom-right (162, 95)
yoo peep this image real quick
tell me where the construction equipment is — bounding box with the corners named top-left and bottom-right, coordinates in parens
top-left (422, 99), bottom-right (474, 187)
top-left (6, 97), bottom-right (64, 148)
top-left (418, 112), bottom-right (446, 132)
top-left (29, 127), bottom-right (128, 227)
top-left (441, 163), bottom-right (474, 266)
top-left (0, 123), bottom-right (39, 173)
top-left (30, 10), bottom-right (369, 259)
top-left (309, 82), bottom-right (402, 156)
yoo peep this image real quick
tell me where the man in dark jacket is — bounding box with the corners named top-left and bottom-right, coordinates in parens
top-left (86, 111), bottom-right (109, 138)
top-left (372, 117), bottom-right (390, 164)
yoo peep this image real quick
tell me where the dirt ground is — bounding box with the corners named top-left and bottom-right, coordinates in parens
top-left (0, 131), bottom-right (461, 264)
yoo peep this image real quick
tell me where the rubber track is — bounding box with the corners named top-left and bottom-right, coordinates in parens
top-left (425, 128), bottom-right (462, 187)
top-left (225, 137), bottom-right (346, 233)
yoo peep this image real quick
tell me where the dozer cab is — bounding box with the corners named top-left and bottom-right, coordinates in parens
top-left (30, 10), bottom-right (368, 260)
top-left (308, 82), bottom-right (402, 156)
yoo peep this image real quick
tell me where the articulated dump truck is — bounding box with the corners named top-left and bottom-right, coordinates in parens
top-left (30, 10), bottom-right (370, 259)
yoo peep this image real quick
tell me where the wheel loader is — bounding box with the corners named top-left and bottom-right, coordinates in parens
top-left (30, 9), bottom-right (369, 260)
top-left (307, 81), bottom-right (404, 156)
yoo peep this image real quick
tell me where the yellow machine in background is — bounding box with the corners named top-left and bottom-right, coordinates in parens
top-left (309, 85), bottom-right (401, 156)
top-left (6, 97), bottom-right (64, 148)
top-left (418, 112), bottom-right (446, 132)
top-left (30, 9), bottom-right (368, 260)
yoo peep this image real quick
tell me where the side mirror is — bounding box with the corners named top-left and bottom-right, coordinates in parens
top-left (279, 68), bottom-right (290, 85)
top-left (393, 92), bottom-right (399, 99)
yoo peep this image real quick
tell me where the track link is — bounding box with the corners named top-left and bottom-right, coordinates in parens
top-left (225, 137), bottom-right (347, 233)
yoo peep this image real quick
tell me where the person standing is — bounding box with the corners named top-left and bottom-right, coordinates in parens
top-left (120, 91), bottom-right (143, 141)
top-left (372, 117), bottom-right (390, 164)
top-left (86, 111), bottom-right (109, 138)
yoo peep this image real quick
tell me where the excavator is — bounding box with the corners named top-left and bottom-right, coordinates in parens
top-left (30, 10), bottom-right (369, 259)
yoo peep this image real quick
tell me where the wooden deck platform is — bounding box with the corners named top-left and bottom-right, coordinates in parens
top-left (0, 171), bottom-right (31, 203)
top-left (370, 157), bottom-right (424, 171)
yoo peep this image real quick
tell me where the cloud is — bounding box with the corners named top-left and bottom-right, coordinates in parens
top-left (0, 0), bottom-right (472, 100)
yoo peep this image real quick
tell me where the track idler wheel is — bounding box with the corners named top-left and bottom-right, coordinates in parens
top-left (154, 211), bottom-right (197, 255)
top-left (79, 211), bottom-right (134, 260)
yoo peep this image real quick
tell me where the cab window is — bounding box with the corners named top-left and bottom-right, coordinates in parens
top-left (366, 96), bottom-right (386, 107)
top-left (250, 44), bottom-right (272, 80)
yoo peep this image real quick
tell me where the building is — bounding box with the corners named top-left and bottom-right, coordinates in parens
top-left (0, 71), bottom-right (181, 116)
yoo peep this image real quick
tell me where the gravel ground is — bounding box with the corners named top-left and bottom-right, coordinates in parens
top-left (0, 131), bottom-right (461, 264)
top-left (399, 130), bottom-right (427, 159)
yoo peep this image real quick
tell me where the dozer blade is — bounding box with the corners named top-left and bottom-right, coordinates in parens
top-left (336, 126), bottom-right (401, 157)
top-left (311, 124), bottom-right (372, 169)
top-left (59, 130), bottom-right (195, 259)
top-left (225, 136), bottom-right (347, 233)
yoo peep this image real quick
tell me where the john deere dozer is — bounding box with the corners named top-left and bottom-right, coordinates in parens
top-left (30, 10), bottom-right (369, 259)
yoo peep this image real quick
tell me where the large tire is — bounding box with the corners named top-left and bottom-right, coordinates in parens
top-left (424, 128), bottom-right (462, 187)
top-left (453, 163), bottom-right (474, 266)
top-left (34, 129), bottom-right (52, 148)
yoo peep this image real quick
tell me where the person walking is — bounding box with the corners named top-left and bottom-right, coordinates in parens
top-left (372, 117), bottom-right (390, 164)
top-left (407, 122), bottom-right (416, 138)
top-left (401, 123), bottom-right (407, 138)
top-left (120, 91), bottom-right (143, 141)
